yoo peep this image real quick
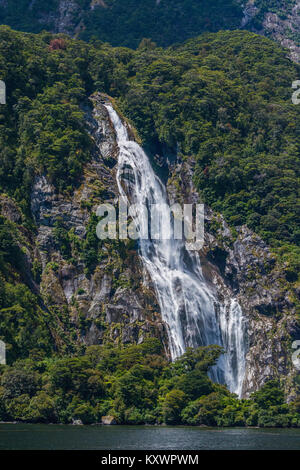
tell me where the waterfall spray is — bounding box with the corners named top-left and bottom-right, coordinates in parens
top-left (105, 104), bottom-right (247, 396)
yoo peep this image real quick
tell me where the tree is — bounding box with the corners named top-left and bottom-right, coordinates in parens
top-left (1, 368), bottom-right (39, 399)
top-left (163, 389), bottom-right (187, 425)
top-left (28, 392), bottom-right (56, 423)
top-left (175, 369), bottom-right (213, 400)
top-left (251, 380), bottom-right (285, 409)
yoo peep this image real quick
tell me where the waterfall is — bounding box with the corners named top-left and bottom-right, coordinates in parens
top-left (105, 104), bottom-right (247, 397)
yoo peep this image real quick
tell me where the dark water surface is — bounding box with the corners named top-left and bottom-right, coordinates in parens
top-left (0, 424), bottom-right (299, 450)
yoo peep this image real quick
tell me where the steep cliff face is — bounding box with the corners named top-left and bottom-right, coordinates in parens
top-left (22, 93), bottom-right (298, 397)
top-left (241, 0), bottom-right (300, 63)
top-left (23, 94), bottom-right (168, 353)
top-left (44, 0), bottom-right (82, 36)
top-left (166, 159), bottom-right (299, 398)
top-left (0, 89), bottom-right (298, 397)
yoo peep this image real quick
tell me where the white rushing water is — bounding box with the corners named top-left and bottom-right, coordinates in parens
top-left (105, 104), bottom-right (247, 397)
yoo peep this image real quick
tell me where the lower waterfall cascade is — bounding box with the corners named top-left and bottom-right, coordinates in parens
top-left (105, 104), bottom-right (247, 397)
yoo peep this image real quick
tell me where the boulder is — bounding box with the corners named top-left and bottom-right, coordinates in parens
top-left (72, 419), bottom-right (83, 426)
top-left (101, 415), bottom-right (117, 425)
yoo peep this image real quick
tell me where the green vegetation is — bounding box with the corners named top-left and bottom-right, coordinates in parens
top-left (0, 0), bottom-right (243, 48)
top-left (0, 28), bottom-right (299, 262)
top-left (120, 32), bottom-right (300, 251)
top-left (1, 1), bottom-right (298, 50)
top-left (0, 26), bottom-right (299, 422)
top-left (249, 1), bottom-right (296, 30)
top-left (0, 215), bottom-right (53, 362)
top-left (81, 0), bottom-right (243, 48)
top-left (0, 278), bottom-right (53, 363)
top-left (116, 31), bottom-right (300, 291)
top-left (0, 340), bottom-right (299, 426)
top-left (0, 1), bottom-right (59, 35)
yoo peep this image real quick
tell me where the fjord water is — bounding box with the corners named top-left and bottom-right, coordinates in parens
top-left (105, 105), bottom-right (247, 396)
top-left (1, 424), bottom-right (300, 450)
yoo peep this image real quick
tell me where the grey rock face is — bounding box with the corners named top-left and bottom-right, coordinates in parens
top-left (241, 1), bottom-right (258, 27)
top-left (26, 90), bottom-right (298, 398)
top-left (71, 419), bottom-right (83, 425)
top-left (29, 92), bottom-right (168, 352)
top-left (0, 195), bottom-right (22, 223)
top-left (241, 0), bottom-right (300, 63)
top-left (167, 160), bottom-right (299, 398)
top-left (262, 3), bottom-right (300, 64)
top-left (38, 0), bottom-right (82, 36)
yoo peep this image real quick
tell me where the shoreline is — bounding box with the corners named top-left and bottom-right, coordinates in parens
top-left (0, 422), bottom-right (298, 429)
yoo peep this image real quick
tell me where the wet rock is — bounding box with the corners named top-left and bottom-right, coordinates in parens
top-left (101, 415), bottom-right (117, 425)
top-left (167, 160), bottom-right (298, 398)
top-left (72, 419), bottom-right (83, 426)
top-left (28, 92), bottom-right (169, 354)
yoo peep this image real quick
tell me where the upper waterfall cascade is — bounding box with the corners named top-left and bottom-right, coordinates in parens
top-left (105, 104), bottom-right (247, 397)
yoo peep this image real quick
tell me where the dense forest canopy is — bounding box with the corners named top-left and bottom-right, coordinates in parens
top-left (123, 32), bottom-right (300, 266)
top-left (0, 0), bottom-right (298, 50)
top-left (0, 0), bottom-right (243, 47)
top-left (0, 25), bottom-right (299, 424)
top-left (1, 340), bottom-right (300, 426)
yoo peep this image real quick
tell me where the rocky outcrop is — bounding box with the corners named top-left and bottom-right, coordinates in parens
top-left (49, 0), bottom-right (300, 63)
top-left (29, 93), bottom-right (168, 354)
top-left (166, 160), bottom-right (299, 398)
top-left (101, 415), bottom-right (117, 425)
top-left (241, 0), bottom-right (258, 27)
top-left (2, 89), bottom-right (298, 399)
top-left (1, 1), bottom-right (299, 63)
top-left (38, 0), bottom-right (83, 36)
top-left (262, 4), bottom-right (300, 64)
top-left (72, 419), bottom-right (83, 425)
top-left (0, 195), bottom-right (22, 224)
top-left (206, 219), bottom-right (299, 398)
top-left (241, 0), bottom-right (300, 63)
top-left (86, 98), bottom-right (298, 399)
